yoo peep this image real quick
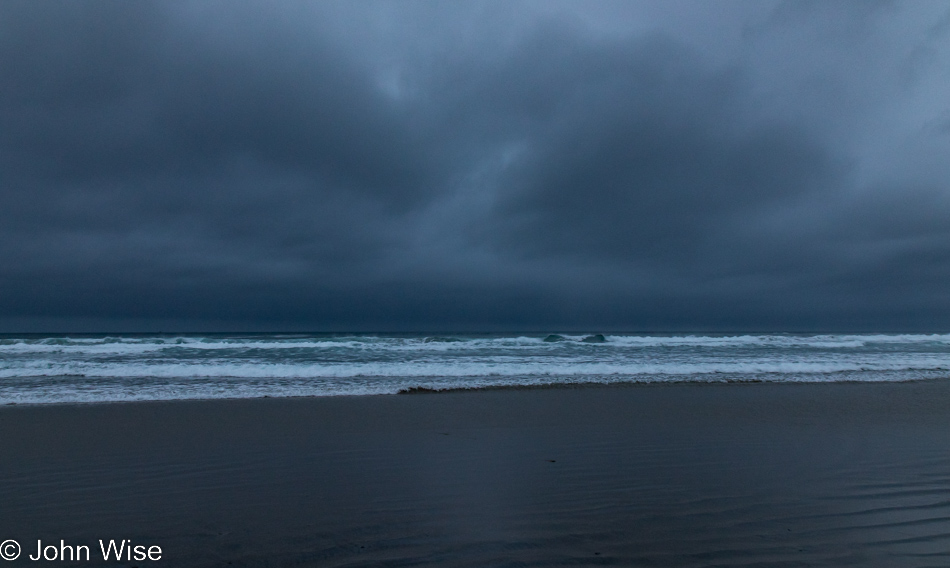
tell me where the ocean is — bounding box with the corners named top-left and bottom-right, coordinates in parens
top-left (2, 332), bottom-right (949, 405)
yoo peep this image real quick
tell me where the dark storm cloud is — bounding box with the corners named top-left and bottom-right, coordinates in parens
top-left (481, 33), bottom-right (842, 263)
top-left (2, 3), bottom-right (429, 189)
top-left (1, 1), bottom-right (949, 331)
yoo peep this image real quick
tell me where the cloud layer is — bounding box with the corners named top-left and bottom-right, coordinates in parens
top-left (2, 1), bottom-right (949, 331)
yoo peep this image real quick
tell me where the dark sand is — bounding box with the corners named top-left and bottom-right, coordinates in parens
top-left (2, 381), bottom-right (950, 567)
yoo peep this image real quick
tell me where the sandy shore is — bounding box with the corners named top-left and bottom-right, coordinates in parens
top-left (3, 381), bottom-right (950, 566)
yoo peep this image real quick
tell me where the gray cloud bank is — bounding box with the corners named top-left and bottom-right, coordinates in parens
top-left (2, 0), bottom-right (949, 332)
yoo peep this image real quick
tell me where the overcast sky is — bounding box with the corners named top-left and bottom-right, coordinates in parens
top-left (2, 0), bottom-right (949, 332)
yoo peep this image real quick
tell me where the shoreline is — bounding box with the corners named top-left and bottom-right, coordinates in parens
top-left (3, 374), bottom-right (950, 409)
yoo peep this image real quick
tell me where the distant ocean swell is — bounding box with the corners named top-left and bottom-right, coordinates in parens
top-left (1, 334), bottom-right (948, 404)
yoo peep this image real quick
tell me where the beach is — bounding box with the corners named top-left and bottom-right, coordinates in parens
top-left (2, 380), bottom-right (950, 566)
top-left (6, 2), bottom-right (950, 566)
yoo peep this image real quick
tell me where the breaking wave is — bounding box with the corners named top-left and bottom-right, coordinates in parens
top-left (1, 333), bottom-right (948, 404)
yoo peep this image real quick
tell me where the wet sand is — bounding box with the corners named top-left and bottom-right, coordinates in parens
top-left (2, 381), bottom-right (950, 567)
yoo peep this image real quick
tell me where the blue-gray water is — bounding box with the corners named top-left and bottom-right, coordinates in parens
top-left (2, 333), bottom-right (949, 404)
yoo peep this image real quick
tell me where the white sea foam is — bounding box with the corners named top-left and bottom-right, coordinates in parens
top-left (2, 333), bottom-right (950, 355)
top-left (2, 357), bottom-right (949, 380)
top-left (2, 333), bottom-right (949, 404)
